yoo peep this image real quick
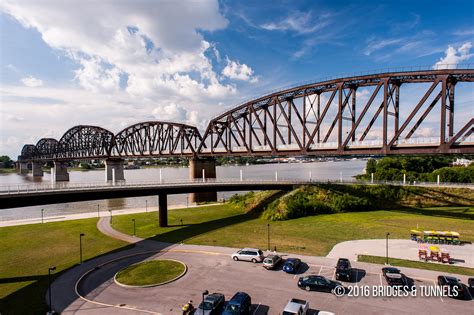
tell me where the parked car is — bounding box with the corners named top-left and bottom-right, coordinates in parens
top-left (263, 254), bottom-right (282, 269)
top-left (335, 258), bottom-right (352, 281)
top-left (283, 258), bottom-right (302, 274)
top-left (282, 298), bottom-right (309, 315)
top-left (232, 248), bottom-right (264, 263)
top-left (381, 267), bottom-right (401, 276)
top-left (194, 293), bottom-right (225, 315)
top-left (222, 292), bottom-right (252, 315)
top-left (297, 275), bottom-right (343, 293)
top-left (438, 275), bottom-right (472, 300)
top-left (468, 278), bottom-right (474, 296)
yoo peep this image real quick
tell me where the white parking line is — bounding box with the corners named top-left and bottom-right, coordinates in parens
top-left (253, 303), bottom-right (261, 315)
top-left (317, 266), bottom-right (323, 275)
top-left (379, 274), bottom-right (383, 286)
top-left (432, 281), bottom-right (443, 303)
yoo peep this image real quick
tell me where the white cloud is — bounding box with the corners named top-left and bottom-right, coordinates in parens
top-left (364, 38), bottom-right (403, 56)
top-left (260, 11), bottom-right (330, 35)
top-left (433, 42), bottom-right (473, 69)
top-left (74, 57), bottom-right (121, 92)
top-left (222, 57), bottom-right (258, 82)
top-left (20, 75), bottom-right (43, 87)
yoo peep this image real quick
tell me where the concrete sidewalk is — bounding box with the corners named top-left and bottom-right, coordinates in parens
top-left (327, 239), bottom-right (474, 268)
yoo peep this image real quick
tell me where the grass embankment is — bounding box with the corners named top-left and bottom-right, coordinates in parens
top-left (112, 201), bottom-right (474, 257)
top-left (358, 255), bottom-right (474, 276)
top-left (115, 260), bottom-right (185, 286)
top-left (0, 168), bottom-right (16, 174)
top-left (0, 218), bottom-right (128, 314)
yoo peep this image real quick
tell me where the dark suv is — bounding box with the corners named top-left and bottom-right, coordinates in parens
top-left (195, 292), bottom-right (225, 315)
top-left (335, 258), bottom-right (352, 281)
top-left (222, 292), bottom-right (252, 315)
top-left (438, 275), bottom-right (471, 300)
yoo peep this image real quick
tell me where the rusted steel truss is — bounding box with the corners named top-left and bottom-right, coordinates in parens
top-left (18, 69), bottom-right (474, 162)
top-left (198, 69), bottom-right (474, 156)
top-left (19, 122), bottom-right (202, 161)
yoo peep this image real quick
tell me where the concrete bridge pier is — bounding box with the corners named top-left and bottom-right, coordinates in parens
top-left (158, 193), bottom-right (168, 227)
top-left (188, 157), bottom-right (217, 203)
top-left (54, 161), bottom-right (70, 182)
top-left (19, 162), bottom-right (29, 174)
top-left (105, 159), bottom-right (125, 182)
top-left (32, 162), bottom-right (44, 177)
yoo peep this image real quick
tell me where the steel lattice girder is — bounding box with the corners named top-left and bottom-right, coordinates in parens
top-left (112, 121), bottom-right (203, 157)
top-left (56, 125), bottom-right (115, 160)
top-left (34, 138), bottom-right (59, 160)
top-left (198, 69), bottom-right (474, 156)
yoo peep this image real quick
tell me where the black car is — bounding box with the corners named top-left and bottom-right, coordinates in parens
top-left (335, 258), bottom-right (352, 281)
top-left (298, 275), bottom-right (343, 293)
top-left (222, 292), bottom-right (252, 315)
top-left (381, 267), bottom-right (401, 276)
top-left (438, 275), bottom-right (472, 300)
top-left (195, 293), bottom-right (225, 315)
top-left (468, 278), bottom-right (474, 296)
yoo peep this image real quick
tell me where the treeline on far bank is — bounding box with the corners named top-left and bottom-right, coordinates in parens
top-left (357, 156), bottom-right (473, 183)
top-left (230, 184), bottom-right (474, 221)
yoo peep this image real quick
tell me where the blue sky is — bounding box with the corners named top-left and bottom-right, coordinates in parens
top-left (0, 0), bottom-right (473, 158)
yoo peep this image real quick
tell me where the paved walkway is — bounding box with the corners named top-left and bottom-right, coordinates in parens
top-left (327, 239), bottom-right (474, 268)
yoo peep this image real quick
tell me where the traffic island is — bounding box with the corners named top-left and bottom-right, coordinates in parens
top-left (114, 259), bottom-right (187, 288)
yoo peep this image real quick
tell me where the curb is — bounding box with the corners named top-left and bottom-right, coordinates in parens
top-left (113, 259), bottom-right (188, 288)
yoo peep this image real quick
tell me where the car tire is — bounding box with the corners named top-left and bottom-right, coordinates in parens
top-left (233, 256), bottom-right (239, 261)
top-left (251, 258), bottom-right (257, 263)
top-left (305, 286), bottom-right (311, 291)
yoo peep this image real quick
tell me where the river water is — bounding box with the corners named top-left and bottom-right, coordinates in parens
top-left (0, 160), bottom-right (366, 221)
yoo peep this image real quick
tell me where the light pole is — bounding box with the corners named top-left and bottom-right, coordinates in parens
top-left (109, 210), bottom-right (112, 224)
top-left (202, 290), bottom-right (209, 312)
top-left (267, 224), bottom-right (270, 251)
top-left (386, 232), bottom-right (390, 265)
top-left (97, 204), bottom-right (100, 218)
top-left (132, 219), bottom-right (136, 236)
top-left (146, 200), bottom-right (148, 213)
top-left (79, 233), bottom-right (85, 264)
top-left (48, 266), bottom-right (56, 314)
top-left (41, 208), bottom-right (44, 224)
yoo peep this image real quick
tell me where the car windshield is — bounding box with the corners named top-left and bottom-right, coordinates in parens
top-left (264, 258), bottom-right (272, 263)
top-left (199, 301), bottom-right (213, 311)
top-left (258, 250), bottom-right (263, 255)
top-left (224, 304), bottom-right (240, 313)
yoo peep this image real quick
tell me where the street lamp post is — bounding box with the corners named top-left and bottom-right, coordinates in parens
top-left (48, 266), bottom-right (56, 314)
top-left (132, 219), bottom-right (136, 236)
top-left (386, 232), bottom-right (390, 265)
top-left (146, 200), bottom-right (148, 213)
top-left (97, 204), bottom-right (100, 218)
top-left (41, 208), bottom-right (44, 224)
top-left (202, 290), bottom-right (209, 312)
top-left (79, 233), bottom-right (85, 264)
top-left (109, 210), bottom-right (112, 224)
top-left (267, 224), bottom-right (270, 251)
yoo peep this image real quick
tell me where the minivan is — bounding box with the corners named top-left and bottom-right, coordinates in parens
top-left (231, 248), bottom-right (264, 263)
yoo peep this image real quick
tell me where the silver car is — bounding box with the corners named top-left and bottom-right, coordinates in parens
top-left (232, 248), bottom-right (264, 263)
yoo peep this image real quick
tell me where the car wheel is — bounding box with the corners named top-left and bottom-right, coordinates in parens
top-left (251, 258), bottom-right (257, 263)
top-left (305, 286), bottom-right (311, 291)
top-left (233, 256), bottom-right (239, 261)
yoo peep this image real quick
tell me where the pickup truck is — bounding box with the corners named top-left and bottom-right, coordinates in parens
top-left (282, 298), bottom-right (309, 315)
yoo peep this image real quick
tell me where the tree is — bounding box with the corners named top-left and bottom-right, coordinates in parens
top-left (366, 158), bottom-right (377, 175)
top-left (0, 156), bottom-right (13, 168)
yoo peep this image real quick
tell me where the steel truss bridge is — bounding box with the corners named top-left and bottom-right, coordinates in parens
top-left (19, 69), bottom-right (474, 162)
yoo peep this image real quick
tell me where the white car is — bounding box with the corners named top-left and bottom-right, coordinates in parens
top-left (231, 248), bottom-right (264, 263)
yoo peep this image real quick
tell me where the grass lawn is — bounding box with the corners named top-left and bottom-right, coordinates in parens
top-left (112, 204), bottom-right (474, 257)
top-left (115, 260), bottom-right (185, 286)
top-left (358, 255), bottom-right (474, 276)
top-left (0, 218), bottom-right (128, 314)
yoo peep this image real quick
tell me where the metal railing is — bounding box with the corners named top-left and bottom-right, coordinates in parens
top-left (0, 177), bottom-right (472, 195)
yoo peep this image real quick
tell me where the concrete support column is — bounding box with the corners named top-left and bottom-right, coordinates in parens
top-left (32, 162), bottom-right (44, 177)
top-left (19, 162), bottom-right (29, 174)
top-left (105, 159), bottom-right (125, 182)
top-left (54, 161), bottom-right (70, 181)
top-left (188, 158), bottom-right (217, 203)
top-left (158, 193), bottom-right (168, 227)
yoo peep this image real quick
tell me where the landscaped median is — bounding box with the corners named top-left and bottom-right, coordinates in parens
top-left (114, 259), bottom-right (187, 287)
top-left (358, 255), bottom-right (474, 276)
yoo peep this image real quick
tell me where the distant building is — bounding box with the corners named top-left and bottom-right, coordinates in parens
top-left (452, 158), bottom-right (472, 167)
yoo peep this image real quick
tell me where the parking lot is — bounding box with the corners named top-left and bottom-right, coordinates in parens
top-left (63, 246), bottom-right (472, 314)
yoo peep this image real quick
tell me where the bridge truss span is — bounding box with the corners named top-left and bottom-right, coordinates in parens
top-left (198, 69), bottom-right (474, 156)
